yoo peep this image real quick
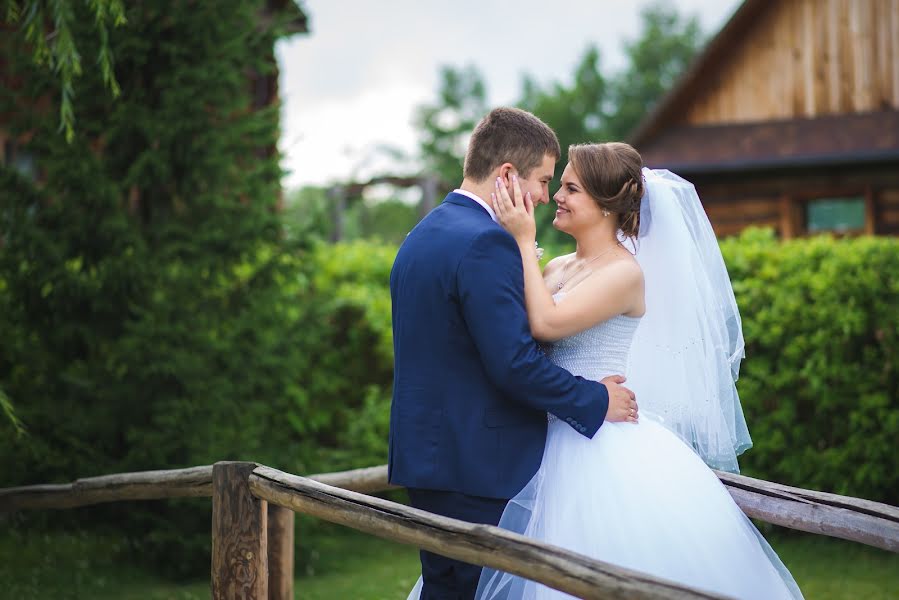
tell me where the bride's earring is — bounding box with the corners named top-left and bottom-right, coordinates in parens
top-left (602, 209), bottom-right (610, 217)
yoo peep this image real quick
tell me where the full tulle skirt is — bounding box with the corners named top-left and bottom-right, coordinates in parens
top-left (408, 416), bottom-right (802, 600)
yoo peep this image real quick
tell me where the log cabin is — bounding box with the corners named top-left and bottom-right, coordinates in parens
top-left (631, 0), bottom-right (899, 237)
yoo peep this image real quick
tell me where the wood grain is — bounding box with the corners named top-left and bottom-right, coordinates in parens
top-left (267, 504), bottom-right (294, 600)
top-left (249, 466), bottom-right (726, 600)
top-left (212, 462), bottom-right (268, 600)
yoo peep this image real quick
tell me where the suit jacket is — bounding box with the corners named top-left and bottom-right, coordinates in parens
top-left (388, 192), bottom-right (609, 499)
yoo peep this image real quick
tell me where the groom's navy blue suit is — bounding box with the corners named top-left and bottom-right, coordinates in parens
top-left (389, 192), bottom-right (609, 599)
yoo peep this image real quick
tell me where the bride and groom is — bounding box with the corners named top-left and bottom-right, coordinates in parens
top-left (388, 107), bottom-right (803, 599)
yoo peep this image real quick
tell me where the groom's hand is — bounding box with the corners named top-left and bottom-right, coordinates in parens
top-left (601, 375), bottom-right (638, 423)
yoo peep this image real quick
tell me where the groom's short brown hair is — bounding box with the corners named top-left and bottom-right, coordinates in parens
top-left (463, 108), bottom-right (561, 182)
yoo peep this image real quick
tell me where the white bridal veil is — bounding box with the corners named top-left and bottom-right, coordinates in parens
top-left (625, 168), bottom-right (752, 472)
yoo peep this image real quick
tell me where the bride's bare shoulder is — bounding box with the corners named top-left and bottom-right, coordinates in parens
top-left (543, 252), bottom-right (575, 277)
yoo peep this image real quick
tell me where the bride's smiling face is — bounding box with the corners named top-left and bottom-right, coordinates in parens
top-left (552, 163), bottom-right (604, 233)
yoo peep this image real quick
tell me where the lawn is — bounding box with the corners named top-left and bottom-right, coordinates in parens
top-left (0, 522), bottom-right (895, 599)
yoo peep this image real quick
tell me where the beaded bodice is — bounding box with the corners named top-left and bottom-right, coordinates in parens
top-left (542, 293), bottom-right (641, 383)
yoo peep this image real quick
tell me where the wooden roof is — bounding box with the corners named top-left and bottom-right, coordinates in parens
top-left (630, 0), bottom-right (899, 171)
top-left (629, 0), bottom-right (770, 147)
top-left (640, 110), bottom-right (899, 174)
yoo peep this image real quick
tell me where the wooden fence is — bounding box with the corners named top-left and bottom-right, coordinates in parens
top-left (1, 461), bottom-right (897, 599)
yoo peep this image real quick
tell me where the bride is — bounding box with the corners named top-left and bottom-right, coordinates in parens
top-left (409, 142), bottom-right (803, 599)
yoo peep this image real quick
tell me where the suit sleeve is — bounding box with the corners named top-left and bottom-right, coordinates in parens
top-left (457, 227), bottom-right (608, 437)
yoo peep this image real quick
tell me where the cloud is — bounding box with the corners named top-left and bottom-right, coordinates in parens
top-left (277, 0), bottom-right (741, 188)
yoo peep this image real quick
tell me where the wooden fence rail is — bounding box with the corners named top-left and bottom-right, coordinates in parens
top-left (248, 464), bottom-right (724, 600)
top-left (2, 461), bottom-right (897, 599)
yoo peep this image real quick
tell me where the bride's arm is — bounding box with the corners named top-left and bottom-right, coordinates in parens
top-left (493, 176), bottom-right (642, 342)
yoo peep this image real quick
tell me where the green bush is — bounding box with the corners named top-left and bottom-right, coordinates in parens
top-left (299, 230), bottom-right (899, 505)
top-left (720, 229), bottom-right (898, 504)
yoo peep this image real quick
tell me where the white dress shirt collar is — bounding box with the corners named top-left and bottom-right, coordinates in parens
top-left (453, 188), bottom-right (497, 222)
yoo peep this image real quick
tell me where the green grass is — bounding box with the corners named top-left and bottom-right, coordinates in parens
top-left (0, 523), bottom-right (895, 599)
top-left (765, 530), bottom-right (899, 599)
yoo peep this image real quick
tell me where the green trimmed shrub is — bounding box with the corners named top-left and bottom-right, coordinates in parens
top-left (721, 228), bottom-right (898, 504)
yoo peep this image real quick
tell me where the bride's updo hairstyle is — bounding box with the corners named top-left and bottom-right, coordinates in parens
top-left (568, 142), bottom-right (644, 238)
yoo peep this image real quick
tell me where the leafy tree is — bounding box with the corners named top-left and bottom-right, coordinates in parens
top-left (518, 45), bottom-right (609, 151)
top-left (1, 0), bottom-right (308, 576)
top-left (517, 46), bottom-right (611, 245)
top-left (607, 3), bottom-right (703, 139)
top-left (3, 0), bottom-right (126, 141)
top-left (409, 5), bottom-right (703, 246)
top-left (414, 64), bottom-right (489, 188)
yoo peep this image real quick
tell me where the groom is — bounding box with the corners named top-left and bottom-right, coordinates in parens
top-left (389, 107), bottom-right (637, 599)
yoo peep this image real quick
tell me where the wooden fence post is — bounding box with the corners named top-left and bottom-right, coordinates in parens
top-left (212, 461), bottom-right (268, 599)
top-left (267, 504), bottom-right (295, 600)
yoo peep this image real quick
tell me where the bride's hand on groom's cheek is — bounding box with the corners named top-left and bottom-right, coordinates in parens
top-left (492, 174), bottom-right (536, 242)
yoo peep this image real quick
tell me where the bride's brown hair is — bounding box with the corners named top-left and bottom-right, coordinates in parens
top-left (568, 142), bottom-right (644, 238)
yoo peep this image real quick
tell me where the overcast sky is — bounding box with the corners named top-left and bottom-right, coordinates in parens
top-left (275, 0), bottom-right (742, 190)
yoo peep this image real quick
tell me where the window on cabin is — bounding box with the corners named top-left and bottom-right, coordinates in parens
top-left (805, 196), bottom-right (865, 234)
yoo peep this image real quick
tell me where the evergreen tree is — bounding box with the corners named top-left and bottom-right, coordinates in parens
top-left (1, 0), bottom-right (310, 576)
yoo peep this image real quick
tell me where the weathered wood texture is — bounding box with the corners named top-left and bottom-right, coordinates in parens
top-left (249, 466), bottom-right (725, 600)
top-left (0, 465), bottom-right (214, 511)
top-left (3, 461), bottom-right (897, 552)
top-left (212, 462), bottom-right (268, 600)
top-left (308, 464), bottom-right (399, 494)
top-left (266, 504), bottom-right (294, 600)
top-left (714, 470), bottom-right (899, 552)
top-left (692, 170), bottom-right (899, 238)
top-left (0, 463), bottom-right (395, 512)
top-left (687, 0), bottom-right (899, 125)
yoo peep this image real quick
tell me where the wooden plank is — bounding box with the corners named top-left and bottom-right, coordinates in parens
top-left (892, 0), bottom-right (899, 107)
top-left (785, 0), bottom-right (801, 118)
top-left (212, 462), bottom-right (268, 600)
top-left (780, 195), bottom-right (799, 239)
top-left (714, 470), bottom-right (899, 524)
top-left (828, 0), bottom-right (842, 113)
top-left (309, 464), bottom-right (399, 493)
top-left (725, 486), bottom-right (899, 552)
top-left (852, 0), bottom-right (874, 110)
top-left (813, 0), bottom-right (830, 114)
top-left (704, 198), bottom-right (780, 220)
top-left (881, 207), bottom-right (899, 226)
top-left (839, 0), bottom-right (855, 112)
top-left (249, 467), bottom-right (726, 600)
top-left (872, 0), bottom-right (886, 109)
top-left (0, 465), bottom-right (214, 511)
top-left (879, 188), bottom-right (899, 205)
top-left (267, 505), bottom-right (294, 600)
top-left (865, 186), bottom-right (876, 235)
top-left (803, 0), bottom-right (817, 116)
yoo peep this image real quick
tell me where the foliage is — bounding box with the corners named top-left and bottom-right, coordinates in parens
top-left (720, 229), bottom-right (899, 505)
top-left (605, 3), bottom-right (703, 139)
top-left (413, 64), bottom-right (489, 188)
top-left (409, 4), bottom-right (704, 247)
top-left (300, 231), bottom-right (899, 505)
top-left (0, 0), bottom-right (306, 576)
top-left (3, 0), bottom-right (127, 141)
top-left (0, 384), bottom-right (25, 435)
top-left (517, 46), bottom-right (611, 245)
top-left (296, 241), bottom-right (397, 473)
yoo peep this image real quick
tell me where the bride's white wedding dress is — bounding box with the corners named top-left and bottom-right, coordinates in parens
top-left (473, 298), bottom-right (803, 599)
top-left (408, 295), bottom-right (803, 600)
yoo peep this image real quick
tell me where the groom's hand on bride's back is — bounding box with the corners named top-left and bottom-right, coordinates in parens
top-left (601, 375), bottom-right (638, 423)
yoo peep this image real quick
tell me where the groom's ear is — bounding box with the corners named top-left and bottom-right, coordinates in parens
top-left (498, 162), bottom-right (516, 188)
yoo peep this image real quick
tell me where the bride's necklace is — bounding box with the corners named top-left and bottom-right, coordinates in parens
top-left (556, 243), bottom-right (621, 291)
